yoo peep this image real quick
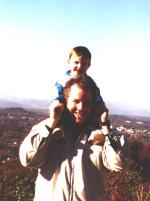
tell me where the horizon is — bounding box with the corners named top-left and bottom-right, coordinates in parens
top-left (1, 96), bottom-right (150, 117)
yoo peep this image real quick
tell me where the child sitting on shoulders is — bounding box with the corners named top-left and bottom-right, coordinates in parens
top-left (50, 46), bottom-right (110, 135)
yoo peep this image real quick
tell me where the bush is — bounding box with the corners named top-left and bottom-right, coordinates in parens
top-left (15, 175), bottom-right (35, 201)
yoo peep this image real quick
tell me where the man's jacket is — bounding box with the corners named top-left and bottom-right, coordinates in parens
top-left (19, 118), bottom-right (123, 201)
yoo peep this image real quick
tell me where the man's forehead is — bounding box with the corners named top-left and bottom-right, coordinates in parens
top-left (69, 84), bottom-right (92, 97)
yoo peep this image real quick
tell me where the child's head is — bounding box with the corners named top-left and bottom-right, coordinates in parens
top-left (67, 46), bottom-right (91, 76)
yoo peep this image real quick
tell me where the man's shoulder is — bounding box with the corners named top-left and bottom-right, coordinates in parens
top-left (32, 118), bottom-right (50, 129)
top-left (32, 118), bottom-right (64, 137)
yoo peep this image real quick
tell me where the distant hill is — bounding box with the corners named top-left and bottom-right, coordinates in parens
top-left (0, 99), bottom-right (23, 108)
top-left (106, 100), bottom-right (150, 117)
top-left (0, 98), bottom-right (50, 110)
top-left (0, 98), bottom-right (150, 117)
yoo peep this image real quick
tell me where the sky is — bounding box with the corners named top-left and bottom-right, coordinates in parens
top-left (0, 0), bottom-right (150, 110)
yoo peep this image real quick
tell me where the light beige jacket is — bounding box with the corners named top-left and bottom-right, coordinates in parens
top-left (19, 118), bottom-right (123, 201)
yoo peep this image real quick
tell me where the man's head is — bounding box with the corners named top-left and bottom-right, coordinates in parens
top-left (63, 75), bottom-right (96, 125)
top-left (67, 46), bottom-right (91, 76)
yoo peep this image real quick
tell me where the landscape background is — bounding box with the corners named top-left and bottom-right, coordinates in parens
top-left (0, 97), bottom-right (150, 117)
top-left (0, 107), bottom-right (150, 201)
top-left (0, 0), bottom-right (150, 200)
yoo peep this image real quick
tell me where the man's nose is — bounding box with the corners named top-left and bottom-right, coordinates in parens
top-left (76, 63), bottom-right (81, 69)
top-left (78, 102), bottom-right (83, 110)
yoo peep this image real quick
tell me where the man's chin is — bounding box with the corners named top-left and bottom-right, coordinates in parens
top-left (75, 118), bottom-right (85, 124)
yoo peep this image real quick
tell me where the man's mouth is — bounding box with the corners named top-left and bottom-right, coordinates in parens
top-left (74, 112), bottom-right (85, 122)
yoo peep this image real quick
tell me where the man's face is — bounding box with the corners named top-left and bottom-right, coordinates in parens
top-left (68, 54), bottom-right (90, 76)
top-left (66, 84), bottom-right (93, 124)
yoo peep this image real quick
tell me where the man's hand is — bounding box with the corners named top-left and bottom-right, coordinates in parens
top-left (88, 129), bottom-right (105, 145)
top-left (48, 100), bottom-right (64, 128)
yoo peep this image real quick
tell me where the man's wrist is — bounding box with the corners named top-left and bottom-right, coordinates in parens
top-left (45, 118), bottom-right (57, 130)
top-left (45, 125), bottom-right (54, 133)
top-left (100, 120), bottom-right (110, 126)
top-left (99, 120), bottom-right (110, 135)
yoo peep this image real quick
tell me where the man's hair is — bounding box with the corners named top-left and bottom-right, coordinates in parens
top-left (68, 46), bottom-right (91, 62)
top-left (63, 74), bottom-right (96, 103)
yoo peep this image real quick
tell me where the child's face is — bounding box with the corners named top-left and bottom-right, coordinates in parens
top-left (68, 54), bottom-right (90, 76)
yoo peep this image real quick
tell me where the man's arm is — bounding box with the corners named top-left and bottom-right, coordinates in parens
top-left (19, 115), bottom-right (62, 168)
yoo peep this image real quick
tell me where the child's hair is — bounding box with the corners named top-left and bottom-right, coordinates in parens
top-left (68, 46), bottom-right (91, 62)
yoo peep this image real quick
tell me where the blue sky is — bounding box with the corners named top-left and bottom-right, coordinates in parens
top-left (0, 0), bottom-right (150, 109)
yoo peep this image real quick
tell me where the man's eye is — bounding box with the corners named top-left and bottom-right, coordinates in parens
top-left (74, 100), bottom-right (79, 104)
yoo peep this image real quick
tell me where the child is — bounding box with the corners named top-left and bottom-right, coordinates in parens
top-left (50, 46), bottom-right (110, 134)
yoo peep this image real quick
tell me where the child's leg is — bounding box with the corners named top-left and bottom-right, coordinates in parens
top-left (96, 102), bottom-right (111, 135)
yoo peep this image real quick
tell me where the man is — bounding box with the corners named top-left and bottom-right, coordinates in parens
top-left (19, 75), bottom-right (124, 201)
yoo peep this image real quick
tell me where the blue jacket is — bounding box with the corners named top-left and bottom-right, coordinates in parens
top-left (51, 70), bottom-right (104, 104)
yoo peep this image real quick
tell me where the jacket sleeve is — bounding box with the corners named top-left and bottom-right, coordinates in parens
top-left (50, 81), bottom-right (65, 102)
top-left (95, 85), bottom-right (104, 104)
top-left (102, 136), bottom-right (125, 171)
top-left (50, 72), bottom-right (69, 103)
top-left (87, 75), bottom-right (104, 104)
top-left (19, 119), bottom-right (61, 168)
